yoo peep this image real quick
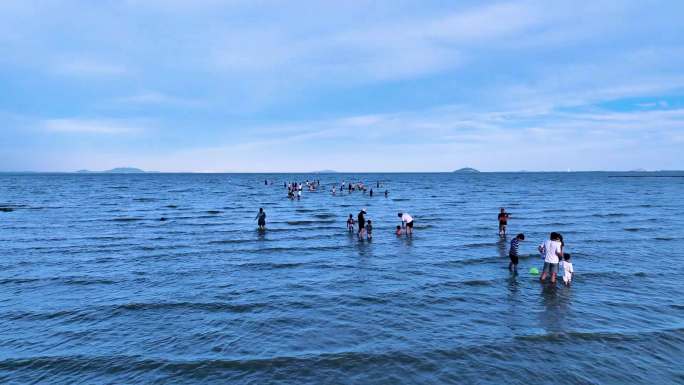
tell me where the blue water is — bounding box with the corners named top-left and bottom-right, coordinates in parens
top-left (1, 172), bottom-right (683, 384)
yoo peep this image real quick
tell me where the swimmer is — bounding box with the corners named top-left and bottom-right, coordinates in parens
top-left (366, 220), bottom-right (373, 240)
top-left (395, 225), bottom-right (402, 236)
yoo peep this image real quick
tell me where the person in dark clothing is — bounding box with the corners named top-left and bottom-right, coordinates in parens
top-left (357, 208), bottom-right (367, 239)
top-left (255, 208), bottom-right (266, 230)
top-left (498, 207), bottom-right (510, 236)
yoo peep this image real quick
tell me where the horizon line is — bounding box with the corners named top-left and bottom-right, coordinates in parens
top-left (2, 170), bottom-right (683, 174)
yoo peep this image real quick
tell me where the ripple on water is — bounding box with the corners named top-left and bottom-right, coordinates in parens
top-left (1, 172), bottom-right (683, 385)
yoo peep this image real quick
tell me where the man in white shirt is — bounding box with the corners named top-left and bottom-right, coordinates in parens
top-left (538, 232), bottom-right (563, 284)
top-left (398, 212), bottom-right (414, 236)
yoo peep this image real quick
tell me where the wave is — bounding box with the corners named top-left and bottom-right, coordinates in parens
top-left (2, 326), bottom-right (683, 381)
top-left (515, 327), bottom-right (684, 343)
top-left (110, 217), bottom-right (144, 222)
top-left (208, 239), bottom-right (256, 245)
top-left (461, 241), bottom-right (499, 249)
top-left (230, 245), bottom-right (341, 254)
top-left (110, 301), bottom-right (266, 314)
top-left (286, 220), bottom-right (336, 225)
top-left (462, 279), bottom-right (495, 287)
top-left (0, 276), bottom-right (116, 286)
top-left (541, 208), bottom-right (568, 213)
top-left (235, 262), bottom-right (306, 269)
top-left (577, 271), bottom-right (650, 280)
top-left (592, 213), bottom-right (627, 218)
top-left (434, 253), bottom-right (539, 267)
top-left (133, 198), bottom-right (156, 202)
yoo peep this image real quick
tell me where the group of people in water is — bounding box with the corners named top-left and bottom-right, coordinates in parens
top-left (259, 180), bottom-right (574, 286)
top-left (257, 179), bottom-right (412, 241)
top-left (346, 209), bottom-right (415, 240)
top-left (502, 208), bottom-right (574, 286)
top-left (282, 180), bottom-right (322, 200)
top-left (332, 181), bottom-right (389, 198)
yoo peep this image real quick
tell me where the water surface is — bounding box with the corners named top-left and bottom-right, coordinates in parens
top-left (1, 172), bottom-right (683, 384)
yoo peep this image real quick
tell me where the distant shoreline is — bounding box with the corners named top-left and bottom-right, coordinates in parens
top-left (2, 170), bottom-right (683, 175)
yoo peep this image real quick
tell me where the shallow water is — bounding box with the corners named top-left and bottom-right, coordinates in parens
top-left (1, 172), bottom-right (683, 384)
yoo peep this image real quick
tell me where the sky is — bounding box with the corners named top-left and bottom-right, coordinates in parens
top-left (1, 0), bottom-right (683, 172)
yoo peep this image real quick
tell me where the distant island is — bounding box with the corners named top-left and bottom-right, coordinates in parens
top-left (311, 170), bottom-right (338, 173)
top-left (453, 167), bottom-right (480, 173)
top-left (76, 167), bottom-right (154, 173)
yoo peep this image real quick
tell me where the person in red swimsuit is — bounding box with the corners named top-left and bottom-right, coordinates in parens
top-left (498, 207), bottom-right (510, 236)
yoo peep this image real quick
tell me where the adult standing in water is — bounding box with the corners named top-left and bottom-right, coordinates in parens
top-left (398, 212), bottom-right (414, 237)
top-left (498, 207), bottom-right (510, 236)
top-left (255, 208), bottom-right (267, 230)
top-left (539, 232), bottom-right (563, 284)
top-left (357, 208), bottom-right (367, 239)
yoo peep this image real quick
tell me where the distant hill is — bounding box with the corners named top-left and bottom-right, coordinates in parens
top-left (453, 167), bottom-right (480, 173)
top-left (76, 167), bottom-right (151, 173)
top-left (312, 170), bottom-right (338, 173)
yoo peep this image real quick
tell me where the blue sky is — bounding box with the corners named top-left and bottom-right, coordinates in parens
top-left (1, 0), bottom-right (683, 172)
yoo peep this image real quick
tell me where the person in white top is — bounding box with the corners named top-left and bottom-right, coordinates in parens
top-left (538, 232), bottom-right (563, 284)
top-left (398, 212), bottom-right (414, 236)
top-left (560, 253), bottom-right (574, 286)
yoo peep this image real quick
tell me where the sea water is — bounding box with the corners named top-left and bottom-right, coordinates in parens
top-left (1, 172), bottom-right (683, 384)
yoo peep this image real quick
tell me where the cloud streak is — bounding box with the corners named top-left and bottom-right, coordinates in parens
top-left (42, 119), bottom-right (141, 134)
top-left (0, 0), bottom-right (683, 171)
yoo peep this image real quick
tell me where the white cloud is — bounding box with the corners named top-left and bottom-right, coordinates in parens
top-left (53, 57), bottom-right (128, 77)
top-left (43, 119), bottom-right (140, 134)
top-left (113, 91), bottom-right (203, 107)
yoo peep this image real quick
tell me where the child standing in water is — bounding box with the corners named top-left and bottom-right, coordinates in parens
top-left (508, 233), bottom-right (524, 273)
top-left (560, 253), bottom-right (574, 286)
top-left (347, 214), bottom-right (355, 232)
top-left (366, 220), bottom-right (373, 239)
top-left (395, 225), bottom-right (402, 236)
top-left (498, 207), bottom-right (510, 236)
